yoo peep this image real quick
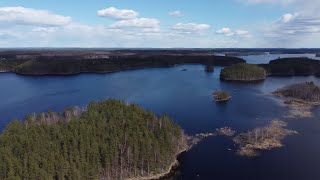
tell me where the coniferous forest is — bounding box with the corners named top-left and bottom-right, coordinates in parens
top-left (0, 99), bottom-right (187, 180)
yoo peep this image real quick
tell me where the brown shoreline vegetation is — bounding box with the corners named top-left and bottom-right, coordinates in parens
top-left (283, 99), bottom-right (316, 118)
top-left (233, 120), bottom-right (298, 157)
top-left (212, 91), bottom-right (232, 102)
top-left (274, 81), bottom-right (320, 119)
top-left (216, 127), bottom-right (236, 137)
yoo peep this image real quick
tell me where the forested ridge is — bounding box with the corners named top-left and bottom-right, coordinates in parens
top-left (0, 55), bottom-right (245, 75)
top-left (0, 99), bottom-right (187, 179)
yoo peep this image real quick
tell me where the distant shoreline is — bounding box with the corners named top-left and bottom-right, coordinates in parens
top-left (0, 54), bottom-right (245, 76)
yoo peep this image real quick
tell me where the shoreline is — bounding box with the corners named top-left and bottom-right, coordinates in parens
top-left (126, 148), bottom-right (187, 180)
top-left (126, 133), bottom-right (215, 180)
top-left (214, 96), bottom-right (232, 102)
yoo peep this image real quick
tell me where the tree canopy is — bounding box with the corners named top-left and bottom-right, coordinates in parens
top-left (220, 63), bottom-right (266, 81)
top-left (0, 99), bottom-right (187, 179)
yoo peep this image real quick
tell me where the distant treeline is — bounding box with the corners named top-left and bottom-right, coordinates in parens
top-left (0, 99), bottom-right (187, 179)
top-left (260, 58), bottom-right (320, 76)
top-left (0, 55), bottom-right (245, 75)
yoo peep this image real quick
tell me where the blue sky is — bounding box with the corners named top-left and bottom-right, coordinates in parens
top-left (0, 0), bottom-right (319, 48)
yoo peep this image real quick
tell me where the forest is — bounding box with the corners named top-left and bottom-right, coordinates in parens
top-left (0, 99), bottom-right (187, 179)
top-left (0, 54), bottom-right (244, 75)
top-left (220, 63), bottom-right (267, 81)
top-left (259, 58), bottom-right (320, 76)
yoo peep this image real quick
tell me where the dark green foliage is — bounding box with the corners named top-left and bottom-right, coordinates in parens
top-left (0, 99), bottom-right (186, 179)
top-left (260, 58), bottom-right (320, 76)
top-left (274, 81), bottom-right (320, 102)
top-left (0, 59), bottom-right (27, 72)
top-left (220, 63), bottom-right (266, 81)
top-left (0, 55), bottom-right (245, 75)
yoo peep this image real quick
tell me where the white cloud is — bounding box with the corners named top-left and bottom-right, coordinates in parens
top-left (97, 7), bottom-right (139, 20)
top-left (32, 27), bottom-right (58, 33)
top-left (264, 13), bottom-right (320, 44)
top-left (0, 6), bottom-right (72, 26)
top-left (0, 6), bottom-right (255, 48)
top-left (172, 23), bottom-right (210, 33)
top-left (240, 0), bottom-right (320, 47)
top-left (281, 13), bottom-right (297, 23)
top-left (235, 30), bottom-right (252, 37)
top-left (168, 10), bottom-right (183, 17)
top-left (110, 18), bottom-right (160, 30)
top-left (216, 28), bottom-right (234, 36)
top-left (216, 28), bottom-right (251, 38)
top-left (242, 0), bottom-right (296, 5)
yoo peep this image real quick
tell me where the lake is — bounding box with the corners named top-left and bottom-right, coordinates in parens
top-left (0, 54), bottom-right (320, 180)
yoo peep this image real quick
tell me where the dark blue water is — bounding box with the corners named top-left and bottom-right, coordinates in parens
top-left (0, 55), bottom-right (320, 180)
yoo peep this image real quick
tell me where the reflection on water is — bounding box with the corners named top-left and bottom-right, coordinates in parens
top-left (0, 54), bottom-right (320, 179)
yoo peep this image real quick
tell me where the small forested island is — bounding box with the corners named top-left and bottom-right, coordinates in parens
top-left (0, 100), bottom-right (192, 180)
top-left (220, 63), bottom-right (267, 81)
top-left (212, 90), bottom-right (231, 102)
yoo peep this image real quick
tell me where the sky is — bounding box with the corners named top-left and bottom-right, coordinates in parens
top-left (0, 0), bottom-right (319, 48)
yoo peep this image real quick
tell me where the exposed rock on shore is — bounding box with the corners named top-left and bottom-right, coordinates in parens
top-left (216, 127), bottom-right (236, 137)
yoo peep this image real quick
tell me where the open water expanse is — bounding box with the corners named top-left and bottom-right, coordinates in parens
top-left (0, 54), bottom-right (320, 180)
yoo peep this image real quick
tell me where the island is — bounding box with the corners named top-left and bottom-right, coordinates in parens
top-left (233, 120), bottom-right (298, 157)
top-left (273, 81), bottom-right (320, 118)
top-left (316, 53), bottom-right (320, 57)
top-left (212, 90), bottom-right (232, 102)
top-left (0, 99), bottom-right (215, 180)
top-left (259, 57), bottom-right (320, 76)
top-left (274, 81), bottom-right (320, 103)
top-left (220, 63), bottom-right (267, 81)
top-left (0, 50), bottom-right (245, 75)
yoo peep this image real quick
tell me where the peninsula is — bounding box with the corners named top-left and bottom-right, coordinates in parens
top-left (0, 99), bottom-right (214, 180)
